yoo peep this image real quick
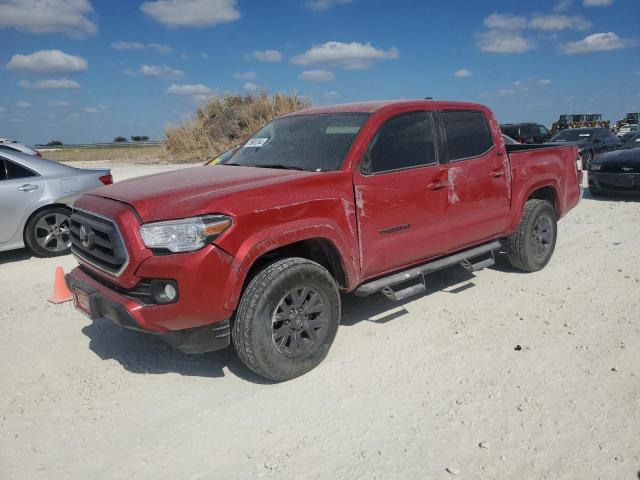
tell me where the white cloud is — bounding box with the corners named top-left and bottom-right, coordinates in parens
top-left (498, 88), bottom-right (517, 96)
top-left (111, 41), bottom-right (173, 54)
top-left (17, 101), bottom-right (30, 108)
top-left (83, 105), bottom-right (108, 114)
top-left (6, 50), bottom-right (87, 74)
top-left (140, 64), bottom-right (184, 79)
top-left (538, 78), bottom-right (552, 85)
top-left (476, 30), bottom-right (534, 53)
top-left (304, 0), bottom-right (352, 11)
top-left (19, 79), bottom-right (81, 89)
top-left (583, 0), bottom-right (613, 5)
top-left (453, 68), bottom-right (473, 78)
top-left (483, 13), bottom-right (527, 30)
top-left (243, 82), bottom-right (259, 91)
top-left (553, 0), bottom-right (572, 12)
top-left (0, 0), bottom-right (96, 38)
top-left (299, 69), bottom-right (334, 82)
top-left (529, 14), bottom-right (590, 31)
top-left (140, 0), bottom-right (240, 28)
top-left (291, 41), bottom-right (398, 70)
top-left (560, 32), bottom-right (635, 54)
top-left (322, 91), bottom-right (341, 100)
top-left (233, 71), bottom-right (257, 80)
top-left (49, 101), bottom-right (70, 107)
top-left (251, 50), bottom-right (283, 62)
top-left (167, 83), bottom-right (212, 95)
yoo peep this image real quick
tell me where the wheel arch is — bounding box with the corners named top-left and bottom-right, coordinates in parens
top-left (22, 203), bottom-right (71, 243)
top-left (510, 181), bottom-right (560, 231)
top-left (224, 234), bottom-right (353, 311)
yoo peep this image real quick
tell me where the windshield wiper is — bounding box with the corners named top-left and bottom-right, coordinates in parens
top-left (247, 163), bottom-right (309, 171)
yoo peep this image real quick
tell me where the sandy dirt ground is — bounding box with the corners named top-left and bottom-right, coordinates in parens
top-left (1, 161), bottom-right (639, 479)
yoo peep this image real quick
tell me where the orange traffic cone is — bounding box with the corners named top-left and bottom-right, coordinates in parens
top-left (48, 266), bottom-right (73, 304)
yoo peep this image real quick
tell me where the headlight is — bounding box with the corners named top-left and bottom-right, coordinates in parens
top-left (139, 215), bottom-right (232, 253)
top-left (590, 163), bottom-right (601, 171)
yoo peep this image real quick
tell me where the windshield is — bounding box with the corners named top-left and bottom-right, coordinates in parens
top-left (221, 113), bottom-right (369, 172)
top-left (550, 130), bottom-right (593, 142)
top-left (621, 133), bottom-right (640, 150)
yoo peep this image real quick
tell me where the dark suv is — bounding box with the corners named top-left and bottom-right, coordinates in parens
top-left (500, 123), bottom-right (551, 144)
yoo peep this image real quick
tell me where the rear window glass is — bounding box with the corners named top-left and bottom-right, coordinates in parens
top-left (5, 159), bottom-right (36, 179)
top-left (443, 111), bottom-right (494, 161)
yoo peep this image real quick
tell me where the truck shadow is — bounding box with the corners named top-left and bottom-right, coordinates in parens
top-left (81, 320), bottom-right (274, 384)
top-left (341, 265), bottom-right (476, 325)
top-left (82, 265), bottom-right (478, 383)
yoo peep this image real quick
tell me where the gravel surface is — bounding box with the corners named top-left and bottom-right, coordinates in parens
top-left (1, 162), bottom-right (639, 479)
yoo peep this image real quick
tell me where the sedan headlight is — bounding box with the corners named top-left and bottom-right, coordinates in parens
top-left (139, 215), bottom-right (232, 253)
top-left (590, 163), bottom-right (602, 171)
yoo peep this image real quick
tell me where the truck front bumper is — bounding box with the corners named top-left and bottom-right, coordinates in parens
top-left (66, 267), bottom-right (231, 354)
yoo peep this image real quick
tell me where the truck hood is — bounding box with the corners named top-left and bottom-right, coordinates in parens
top-left (88, 165), bottom-right (315, 222)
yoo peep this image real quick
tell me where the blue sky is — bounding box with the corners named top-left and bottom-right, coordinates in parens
top-left (1, 0), bottom-right (638, 145)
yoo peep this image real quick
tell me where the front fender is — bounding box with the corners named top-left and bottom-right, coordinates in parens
top-left (221, 219), bottom-right (358, 310)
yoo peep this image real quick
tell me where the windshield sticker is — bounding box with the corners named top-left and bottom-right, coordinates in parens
top-left (326, 126), bottom-right (361, 134)
top-left (244, 138), bottom-right (269, 147)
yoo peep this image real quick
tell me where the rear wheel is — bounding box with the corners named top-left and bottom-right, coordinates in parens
top-left (24, 207), bottom-right (72, 257)
top-left (232, 258), bottom-right (340, 381)
top-left (507, 200), bottom-right (557, 272)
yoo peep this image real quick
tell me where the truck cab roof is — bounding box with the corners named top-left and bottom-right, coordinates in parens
top-left (284, 99), bottom-right (490, 116)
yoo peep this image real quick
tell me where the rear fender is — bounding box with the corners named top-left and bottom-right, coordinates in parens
top-left (509, 178), bottom-right (560, 230)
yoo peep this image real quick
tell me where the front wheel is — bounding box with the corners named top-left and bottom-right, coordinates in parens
top-left (506, 200), bottom-right (557, 272)
top-left (232, 258), bottom-right (341, 381)
top-left (24, 207), bottom-right (72, 257)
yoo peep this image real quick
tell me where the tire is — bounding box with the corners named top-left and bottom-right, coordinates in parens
top-left (582, 150), bottom-right (593, 171)
top-left (24, 207), bottom-right (72, 257)
top-left (232, 258), bottom-right (341, 381)
top-left (506, 200), bottom-right (557, 272)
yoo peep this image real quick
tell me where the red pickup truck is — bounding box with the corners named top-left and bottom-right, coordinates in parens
top-left (66, 100), bottom-right (581, 381)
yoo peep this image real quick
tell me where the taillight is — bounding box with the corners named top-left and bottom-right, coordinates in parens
top-left (99, 174), bottom-right (113, 185)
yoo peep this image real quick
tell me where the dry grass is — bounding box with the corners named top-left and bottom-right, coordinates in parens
top-left (165, 92), bottom-right (311, 162)
top-left (42, 145), bottom-right (167, 164)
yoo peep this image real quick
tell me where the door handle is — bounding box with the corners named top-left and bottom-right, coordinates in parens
top-left (427, 180), bottom-right (447, 191)
top-left (18, 184), bottom-right (39, 192)
top-left (489, 169), bottom-right (504, 178)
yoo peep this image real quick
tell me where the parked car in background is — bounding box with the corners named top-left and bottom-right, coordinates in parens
top-left (502, 134), bottom-right (518, 145)
top-left (589, 133), bottom-right (640, 195)
top-left (617, 124), bottom-right (640, 141)
top-left (0, 150), bottom-right (112, 257)
top-left (500, 123), bottom-right (551, 144)
top-left (545, 127), bottom-right (620, 170)
top-left (0, 139), bottom-right (41, 157)
top-left (66, 99), bottom-right (581, 381)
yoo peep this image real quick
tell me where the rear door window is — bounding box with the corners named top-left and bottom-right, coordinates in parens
top-left (5, 160), bottom-right (36, 180)
top-left (441, 110), bottom-right (494, 161)
top-left (363, 111), bottom-right (437, 174)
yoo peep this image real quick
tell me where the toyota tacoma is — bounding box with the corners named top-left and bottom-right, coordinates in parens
top-left (66, 100), bottom-right (582, 381)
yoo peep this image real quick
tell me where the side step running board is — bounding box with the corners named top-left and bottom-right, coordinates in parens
top-left (354, 240), bottom-right (501, 298)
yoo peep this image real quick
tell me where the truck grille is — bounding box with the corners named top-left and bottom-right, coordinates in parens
top-left (599, 164), bottom-right (638, 173)
top-left (70, 209), bottom-right (129, 276)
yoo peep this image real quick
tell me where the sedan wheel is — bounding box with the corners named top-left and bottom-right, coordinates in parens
top-left (25, 207), bottom-right (72, 257)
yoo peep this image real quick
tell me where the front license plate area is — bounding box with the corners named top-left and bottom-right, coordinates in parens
top-left (73, 287), bottom-right (93, 318)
